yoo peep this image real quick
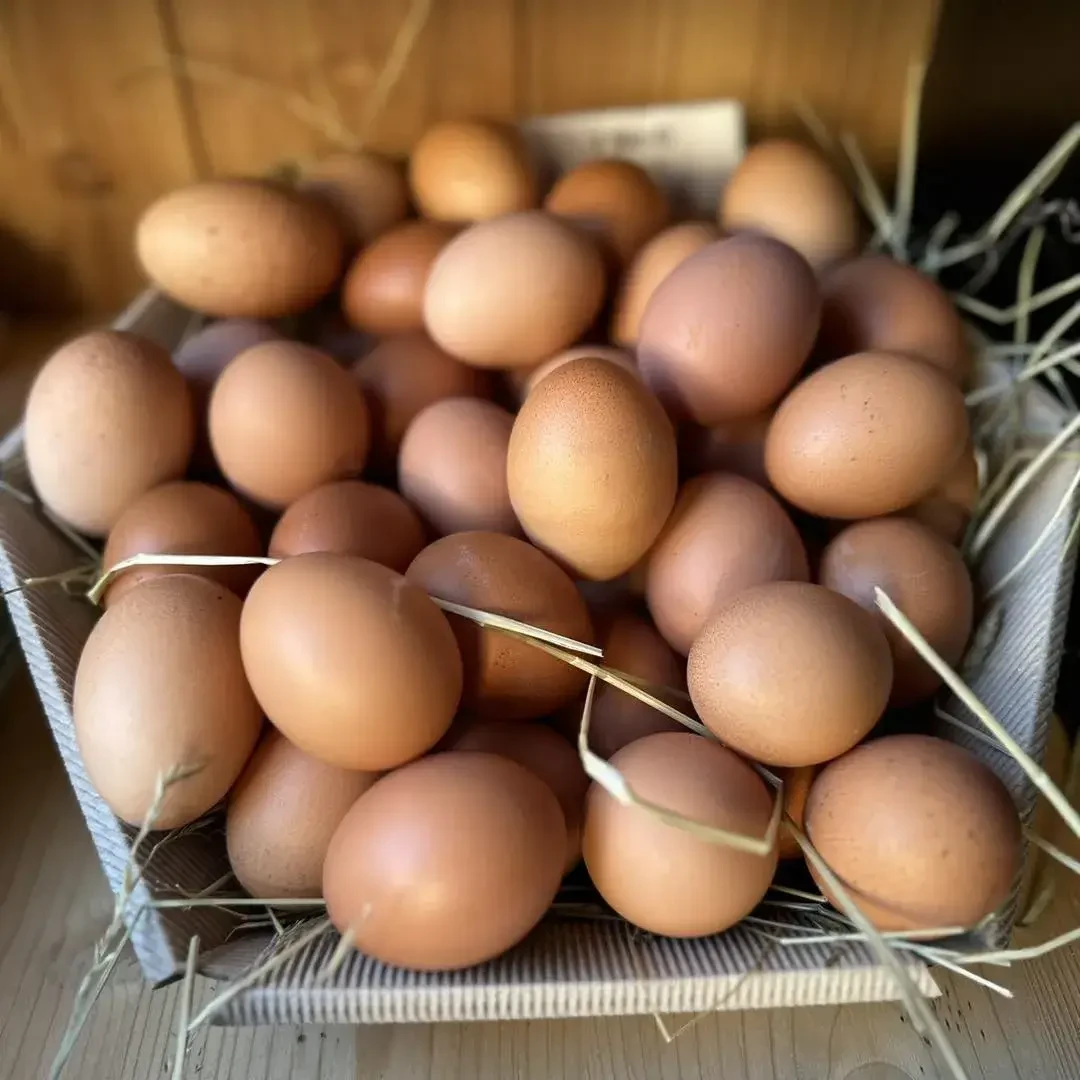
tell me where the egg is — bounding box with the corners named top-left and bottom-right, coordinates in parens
top-left (507, 358), bottom-right (678, 580)
top-left (514, 346), bottom-right (636, 402)
top-left (583, 732), bottom-right (777, 936)
top-left (719, 139), bottom-right (858, 270)
top-left (405, 531), bottom-right (592, 720)
top-left (637, 235), bottom-right (821, 423)
top-left (678, 409), bottom-right (774, 488)
top-left (408, 119), bottom-right (537, 223)
top-left (25, 330), bottom-right (194, 536)
top-left (805, 734), bottom-right (1022, 931)
top-left (72, 575), bottom-right (262, 828)
top-left (907, 441), bottom-right (980, 545)
top-left (300, 151), bottom-right (409, 246)
top-left (209, 340), bottom-right (370, 509)
top-left (423, 212), bottom-right (606, 369)
top-left (226, 729), bottom-right (378, 899)
top-left (777, 766), bottom-right (816, 860)
top-left (323, 751), bottom-right (565, 970)
top-left (820, 255), bottom-right (971, 382)
top-left (610, 221), bottom-right (720, 345)
top-left (342, 220), bottom-right (457, 336)
top-left (398, 398), bottom-right (518, 536)
top-left (819, 517), bottom-right (974, 705)
top-left (644, 473), bottom-right (810, 654)
top-left (544, 159), bottom-right (669, 266)
top-left (136, 180), bottom-right (344, 317)
top-left (240, 553), bottom-right (462, 771)
top-left (102, 481), bottom-right (263, 606)
top-left (688, 581), bottom-right (893, 767)
top-left (764, 351), bottom-right (970, 519)
top-left (268, 480), bottom-right (425, 572)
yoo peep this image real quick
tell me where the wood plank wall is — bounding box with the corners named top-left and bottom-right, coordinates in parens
top-left (0, 0), bottom-right (940, 313)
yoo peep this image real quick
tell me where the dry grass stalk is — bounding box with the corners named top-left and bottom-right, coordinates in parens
top-left (171, 935), bottom-right (200, 1080)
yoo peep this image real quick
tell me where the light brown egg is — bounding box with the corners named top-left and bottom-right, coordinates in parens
top-left (820, 255), bottom-right (971, 383)
top-left (102, 481), bottom-right (263, 606)
top-left (678, 409), bottom-right (774, 488)
top-left (209, 340), bottom-right (370, 509)
top-left (300, 151), bottom-right (409, 246)
top-left (408, 120), bottom-right (537, 223)
top-left (907, 441), bottom-right (980, 545)
top-left (73, 575), bottom-right (262, 828)
top-left (342, 220), bottom-right (457, 336)
top-left (637, 235), bottom-right (821, 423)
top-left (719, 139), bottom-right (858, 270)
top-left (507, 358), bottom-right (678, 580)
top-left (324, 752), bottom-right (565, 970)
top-left (136, 180), bottom-right (344, 317)
top-left (240, 554), bottom-right (462, 771)
top-left (777, 766), bottom-right (817, 860)
top-left (226, 729), bottom-right (378, 899)
top-left (518, 346), bottom-right (636, 401)
top-left (406, 531), bottom-right (593, 720)
top-left (398, 398), bottom-right (518, 536)
top-left (688, 581), bottom-right (893, 767)
top-left (583, 732), bottom-right (778, 937)
top-left (25, 331), bottom-right (194, 536)
top-left (423, 212), bottom-right (606, 369)
top-left (268, 480), bottom-right (425, 572)
top-left (764, 351), bottom-right (970, 519)
top-left (645, 473), bottom-right (809, 655)
top-left (805, 734), bottom-right (1022, 931)
top-left (819, 517), bottom-right (974, 705)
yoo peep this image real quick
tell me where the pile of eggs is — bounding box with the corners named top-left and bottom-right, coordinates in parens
top-left (23, 120), bottom-right (1022, 972)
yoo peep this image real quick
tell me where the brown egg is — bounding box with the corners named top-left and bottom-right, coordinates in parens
top-left (73, 575), bottom-right (262, 828)
top-left (324, 751), bottom-right (565, 969)
top-left (136, 180), bottom-right (344, 317)
top-left (777, 766), bottom-right (817, 860)
top-left (240, 553), bottom-right (462, 770)
top-left (351, 333), bottom-right (493, 472)
top-left (805, 734), bottom-right (1022, 931)
top-left (583, 732), bottom-right (778, 936)
top-left (764, 351), bottom-right (970, 519)
top-left (678, 410), bottom-right (774, 487)
top-left (719, 139), bottom-right (858, 270)
top-left (507, 358), bottom-right (678, 580)
top-left (519, 346), bottom-right (636, 401)
top-left (820, 255), bottom-right (971, 383)
top-left (688, 582), bottom-right (893, 767)
top-left (102, 481), bottom-right (263, 606)
top-left (268, 480), bottom-right (425, 572)
top-left (423, 212), bottom-right (606, 369)
top-left (819, 518), bottom-right (974, 705)
top-left (645, 473), bottom-right (809, 655)
top-left (637, 235), bottom-right (821, 423)
top-left (907, 442), bottom-right (980, 545)
top-left (209, 340), bottom-right (370, 509)
top-left (300, 151), bottom-right (409, 246)
top-left (611, 222), bottom-right (720, 346)
top-left (25, 331), bottom-right (194, 536)
top-left (342, 220), bottom-right (457, 336)
top-left (398, 398), bottom-right (518, 536)
top-left (408, 120), bottom-right (537, 223)
top-left (226, 729), bottom-right (378, 899)
top-left (442, 718), bottom-right (588, 870)
top-left (406, 531), bottom-right (593, 720)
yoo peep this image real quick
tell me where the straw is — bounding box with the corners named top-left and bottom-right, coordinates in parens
top-left (171, 935), bottom-right (200, 1080)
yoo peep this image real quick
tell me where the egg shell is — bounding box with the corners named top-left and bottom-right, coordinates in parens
top-left (688, 581), bottom-right (893, 767)
top-left (209, 340), bottom-right (370, 509)
top-left (406, 531), bottom-right (593, 720)
top-left (323, 751), bottom-right (565, 970)
top-left (818, 517), bottom-right (974, 705)
top-left (516, 346), bottom-right (636, 402)
top-left (583, 732), bottom-right (777, 937)
top-left (719, 139), bottom-right (858, 270)
top-left (136, 180), bottom-right (344, 318)
top-left (423, 211), bottom-right (606, 369)
top-left (507, 357), bottom-right (678, 580)
top-left (268, 480), bottom-right (425, 572)
top-left (25, 330), bottom-right (194, 536)
top-left (73, 575), bottom-right (262, 828)
top-left (820, 255), bottom-right (971, 382)
top-left (906, 441), bottom-right (980, 545)
top-left (342, 220), bottom-right (457, 336)
top-left (805, 734), bottom-right (1022, 931)
top-left (637, 235), bottom-right (821, 424)
top-left (645, 472), bottom-right (810, 655)
top-left (102, 481), bottom-right (263, 606)
top-left (241, 553), bottom-right (461, 771)
top-left (678, 409), bottom-right (774, 488)
top-left (300, 151), bottom-right (409, 246)
top-left (777, 765), bottom-right (817, 860)
top-left (408, 120), bottom-right (537, 223)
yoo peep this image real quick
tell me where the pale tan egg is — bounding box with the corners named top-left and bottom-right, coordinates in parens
top-left (300, 151), bottom-right (409, 246)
